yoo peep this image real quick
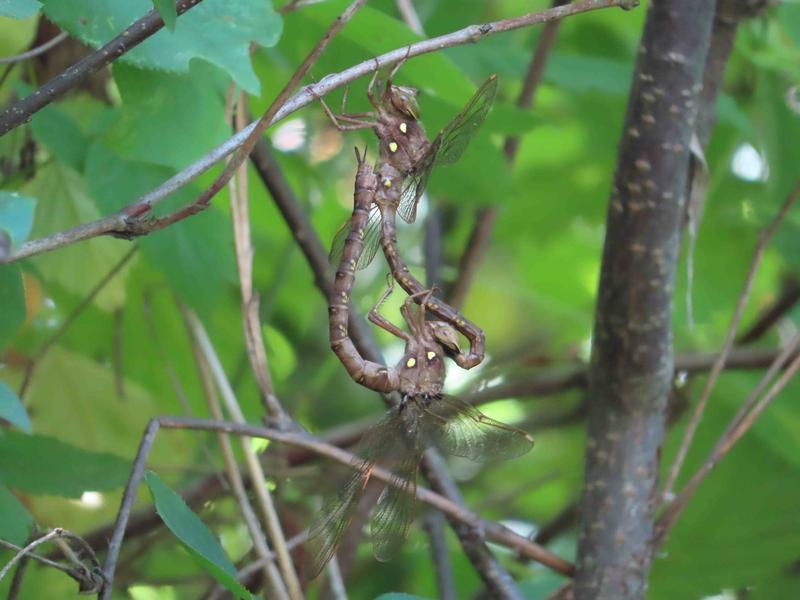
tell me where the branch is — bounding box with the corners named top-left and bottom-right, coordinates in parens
top-left (0, 0), bottom-right (204, 135)
top-left (2, 0), bottom-right (638, 264)
top-left (103, 416), bottom-right (574, 582)
top-left (737, 276), bottom-right (800, 344)
top-left (423, 512), bottom-right (457, 600)
top-left (663, 181), bottom-right (800, 499)
top-left (574, 1), bottom-right (715, 597)
top-left (0, 31), bottom-right (69, 66)
top-left (656, 330), bottom-right (800, 543)
top-left (447, 0), bottom-right (569, 310)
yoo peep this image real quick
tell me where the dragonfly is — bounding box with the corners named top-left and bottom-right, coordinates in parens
top-left (323, 59), bottom-right (497, 370)
top-left (308, 285), bottom-right (534, 578)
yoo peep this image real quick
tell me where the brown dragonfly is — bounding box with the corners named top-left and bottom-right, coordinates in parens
top-left (325, 60), bottom-right (498, 370)
top-left (308, 285), bottom-right (534, 578)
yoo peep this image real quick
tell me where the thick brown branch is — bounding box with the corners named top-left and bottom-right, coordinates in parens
top-left (574, 1), bottom-right (715, 598)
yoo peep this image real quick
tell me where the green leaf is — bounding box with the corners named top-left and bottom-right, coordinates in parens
top-left (41, 0), bottom-right (282, 94)
top-left (0, 431), bottom-right (129, 497)
top-left (546, 53), bottom-right (633, 96)
top-left (0, 264), bottom-right (25, 348)
top-left (152, 0), bottom-right (176, 31)
top-left (84, 143), bottom-right (235, 316)
top-left (23, 163), bottom-right (129, 311)
top-left (0, 381), bottom-right (30, 432)
top-left (104, 62), bottom-right (229, 171)
top-left (0, 485), bottom-right (33, 545)
top-left (0, 0), bottom-right (41, 18)
top-left (263, 325), bottom-right (297, 381)
top-left (145, 471), bottom-right (253, 600)
top-left (374, 594), bottom-right (433, 600)
top-left (0, 191), bottom-right (36, 248)
top-left (27, 100), bottom-right (91, 170)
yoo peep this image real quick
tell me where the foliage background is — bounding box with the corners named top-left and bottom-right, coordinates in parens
top-left (0, 0), bottom-right (799, 598)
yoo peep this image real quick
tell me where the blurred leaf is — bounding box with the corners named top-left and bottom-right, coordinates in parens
top-left (27, 99), bottom-right (90, 170)
top-left (374, 594), bottom-right (433, 600)
top-left (104, 62), bottom-right (229, 171)
top-left (546, 53), bottom-right (633, 96)
top-left (0, 191), bottom-right (36, 248)
top-left (0, 0), bottom-right (40, 18)
top-left (263, 324), bottom-right (297, 381)
top-left (41, 0), bottom-right (282, 94)
top-left (0, 264), bottom-right (25, 347)
top-left (152, 0), bottom-right (176, 31)
top-left (84, 142), bottom-right (235, 316)
top-left (23, 163), bottom-right (129, 311)
top-left (145, 471), bottom-right (254, 600)
top-left (0, 381), bottom-right (30, 432)
top-left (0, 431), bottom-right (129, 497)
top-left (0, 485), bottom-right (33, 544)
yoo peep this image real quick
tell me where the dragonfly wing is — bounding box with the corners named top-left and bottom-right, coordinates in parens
top-left (432, 75), bottom-right (498, 167)
top-left (425, 395), bottom-right (534, 462)
top-left (398, 150), bottom-right (436, 224)
top-left (369, 449), bottom-right (420, 562)
top-left (305, 409), bottom-right (400, 578)
top-left (328, 206), bottom-right (382, 270)
top-left (305, 459), bottom-right (372, 578)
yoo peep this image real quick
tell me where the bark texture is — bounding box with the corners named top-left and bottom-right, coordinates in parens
top-left (574, 2), bottom-right (716, 598)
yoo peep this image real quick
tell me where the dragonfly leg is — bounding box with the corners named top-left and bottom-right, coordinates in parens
top-left (368, 278), bottom-right (411, 341)
top-left (314, 89), bottom-right (373, 131)
top-left (399, 287), bottom-right (436, 337)
top-left (367, 59), bottom-right (382, 111)
top-left (384, 46), bottom-right (412, 102)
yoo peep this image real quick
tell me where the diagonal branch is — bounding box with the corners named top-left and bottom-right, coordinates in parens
top-left (1, 0), bottom-right (638, 265)
top-left (0, 0), bottom-right (205, 135)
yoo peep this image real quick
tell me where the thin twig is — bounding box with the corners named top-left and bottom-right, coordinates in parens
top-left (0, 31), bottom-right (70, 65)
top-left (737, 277), bottom-right (800, 344)
top-left (0, 0), bottom-right (204, 135)
top-left (423, 512), bottom-right (456, 600)
top-left (656, 332), bottom-right (800, 543)
top-left (663, 181), bottom-right (800, 499)
top-left (0, 529), bottom-right (66, 582)
top-left (395, 0), bottom-right (425, 35)
top-left (17, 247), bottom-right (137, 397)
top-left (447, 0), bottom-right (568, 310)
top-left (229, 92), bottom-right (289, 422)
top-left (2, 0), bottom-right (638, 264)
top-left (183, 311), bottom-right (303, 600)
top-left (184, 303), bottom-right (289, 600)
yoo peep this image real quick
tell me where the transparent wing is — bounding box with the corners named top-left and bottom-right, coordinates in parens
top-left (369, 449), bottom-right (420, 562)
top-left (433, 75), bottom-right (498, 166)
top-left (328, 205), bottom-right (383, 270)
top-left (305, 459), bottom-right (372, 578)
top-left (304, 409), bottom-right (401, 578)
top-left (397, 75), bottom-right (498, 224)
top-left (424, 395), bottom-right (534, 462)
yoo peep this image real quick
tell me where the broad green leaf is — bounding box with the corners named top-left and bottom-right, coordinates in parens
top-left (0, 381), bottom-right (30, 432)
top-left (0, 191), bottom-right (36, 248)
top-left (152, 0), bottom-right (176, 31)
top-left (27, 99), bottom-right (91, 170)
top-left (104, 62), bottom-right (229, 171)
top-left (0, 485), bottom-right (33, 545)
top-left (145, 471), bottom-right (253, 600)
top-left (0, 264), bottom-right (25, 348)
top-left (263, 325), bottom-right (297, 381)
top-left (84, 143), bottom-right (235, 316)
top-left (23, 163), bottom-right (129, 311)
top-left (25, 346), bottom-right (193, 464)
top-left (0, 0), bottom-right (40, 18)
top-left (546, 53), bottom-right (633, 96)
top-left (41, 0), bottom-right (282, 94)
top-left (0, 431), bottom-right (129, 497)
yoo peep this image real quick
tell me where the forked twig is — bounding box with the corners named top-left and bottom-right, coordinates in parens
top-left (656, 330), bottom-right (800, 542)
top-left (663, 181), bottom-right (800, 499)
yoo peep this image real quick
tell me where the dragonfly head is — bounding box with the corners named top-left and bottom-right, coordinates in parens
top-left (428, 321), bottom-right (461, 358)
top-left (388, 85), bottom-right (420, 120)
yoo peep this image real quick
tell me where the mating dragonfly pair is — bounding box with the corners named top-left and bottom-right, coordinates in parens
top-left (308, 58), bottom-right (533, 578)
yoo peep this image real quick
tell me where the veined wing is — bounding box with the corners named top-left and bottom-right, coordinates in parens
top-left (369, 447), bottom-right (420, 562)
top-left (305, 409), bottom-right (403, 578)
top-left (397, 75), bottom-right (498, 224)
top-left (328, 205), bottom-right (382, 270)
top-left (423, 395), bottom-right (534, 462)
top-left (305, 457), bottom-right (373, 578)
